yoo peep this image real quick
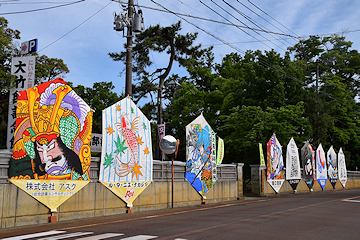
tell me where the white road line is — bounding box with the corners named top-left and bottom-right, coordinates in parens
top-left (2, 230), bottom-right (66, 240)
top-left (38, 232), bottom-right (93, 240)
top-left (174, 238), bottom-right (188, 240)
top-left (343, 199), bottom-right (360, 203)
top-left (120, 235), bottom-right (158, 240)
top-left (76, 233), bottom-right (124, 240)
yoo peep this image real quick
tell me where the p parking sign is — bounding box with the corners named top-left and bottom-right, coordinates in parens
top-left (20, 39), bottom-right (38, 55)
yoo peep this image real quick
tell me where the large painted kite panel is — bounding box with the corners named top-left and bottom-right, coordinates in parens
top-left (327, 146), bottom-right (338, 188)
top-left (185, 114), bottom-right (216, 197)
top-left (338, 148), bottom-right (347, 187)
top-left (99, 96), bottom-right (152, 207)
top-left (266, 134), bottom-right (285, 193)
top-left (301, 141), bottom-right (316, 191)
top-left (316, 143), bottom-right (327, 190)
top-left (8, 78), bottom-right (93, 211)
top-left (286, 137), bottom-right (301, 191)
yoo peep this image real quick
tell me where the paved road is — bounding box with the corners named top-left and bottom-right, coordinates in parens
top-left (2, 189), bottom-right (360, 239)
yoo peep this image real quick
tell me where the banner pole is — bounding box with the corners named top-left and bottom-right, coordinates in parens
top-left (172, 153), bottom-right (174, 208)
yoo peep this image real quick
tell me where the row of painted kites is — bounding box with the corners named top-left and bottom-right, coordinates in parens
top-left (8, 78), bottom-right (224, 212)
top-left (266, 134), bottom-right (348, 193)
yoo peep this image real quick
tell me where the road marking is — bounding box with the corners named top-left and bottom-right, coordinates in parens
top-left (120, 235), bottom-right (157, 240)
top-left (38, 232), bottom-right (93, 240)
top-left (76, 233), bottom-right (124, 239)
top-left (2, 230), bottom-right (66, 240)
top-left (341, 195), bottom-right (360, 202)
top-left (343, 199), bottom-right (360, 203)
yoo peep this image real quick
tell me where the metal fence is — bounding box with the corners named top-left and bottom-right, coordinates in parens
top-left (0, 151), bottom-right (237, 183)
top-left (347, 171), bottom-right (360, 179)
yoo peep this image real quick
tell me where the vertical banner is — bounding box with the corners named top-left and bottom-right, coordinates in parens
top-left (158, 123), bottom-right (165, 161)
top-left (327, 146), bottom-right (338, 189)
top-left (185, 113), bottom-right (216, 197)
top-left (7, 56), bottom-right (36, 149)
top-left (216, 137), bottom-right (224, 165)
top-left (266, 134), bottom-right (285, 193)
top-left (316, 144), bottom-right (328, 190)
top-left (286, 138), bottom-right (301, 191)
top-left (8, 78), bottom-right (93, 211)
top-left (259, 143), bottom-right (265, 166)
top-left (338, 148), bottom-right (347, 187)
top-left (100, 96), bottom-right (153, 207)
top-left (301, 141), bottom-right (316, 190)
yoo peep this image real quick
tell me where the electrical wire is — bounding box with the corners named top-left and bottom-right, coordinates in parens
top-left (121, 0), bottom-right (360, 120)
top-left (235, 0), bottom-right (295, 46)
top-left (110, 0), bottom-right (297, 38)
top-left (150, 0), bottom-right (245, 55)
top-left (0, 0), bottom-right (83, 15)
top-left (167, 0), bottom-right (247, 53)
top-left (247, 0), bottom-right (298, 38)
top-left (0, 1), bottom-right (75, 4)
top-left (38, 1), bottom-right (111, 52)
top-left (223, 0), bottom-right (291, 48)
top-left (206, 0), bottom-right (286, 51)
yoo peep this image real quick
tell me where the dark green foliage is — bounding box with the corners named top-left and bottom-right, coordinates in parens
top-left (72, 82), bottom-right (121, 133)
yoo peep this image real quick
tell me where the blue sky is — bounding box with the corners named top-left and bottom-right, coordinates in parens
top-left (2, 0), bottom-right (360, 102)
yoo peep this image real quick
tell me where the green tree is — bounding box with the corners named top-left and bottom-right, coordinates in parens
top-left (289, 34), bottom-right (360, 169)
top-left (109, 21), bottom-right (211, 158)
top-left (0, 17), bottom-right (20, 148)
top-left (34, 54), bottom-right (69, 85)
top-left (72, 81), bottom-right (121, 134)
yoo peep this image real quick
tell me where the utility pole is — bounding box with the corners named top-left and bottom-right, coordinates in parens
top-left (113, 0), bottom-right (143, 96)
top-left (125, 0), bottom-right (133, 97)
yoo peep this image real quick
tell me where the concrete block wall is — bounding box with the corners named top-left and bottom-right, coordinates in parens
top-left (0, 155), bottom-right (242, 229)
top-left (250, 164), bottom-right (360, 195)
top-left (0, 180), bottom-right (238, 228)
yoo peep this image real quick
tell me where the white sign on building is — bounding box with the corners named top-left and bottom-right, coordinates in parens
top-left (7, 56), bottom-right (36, 149)
top-left (90, 133), bottom-right (102, 153)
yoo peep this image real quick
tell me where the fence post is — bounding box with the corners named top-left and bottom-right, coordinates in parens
top-left (237, 163), bottom-right (244, 199)
top-left (250, 164), bottom-right (266, 196)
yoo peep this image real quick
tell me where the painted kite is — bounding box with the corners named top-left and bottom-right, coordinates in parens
top-left (99, 96), bottom-right (152, 207)
top-left (266, 134), bottom-right (285, 193)
top-left (9, 78), bottom-right (93, 180)
top-left (185, 113), bottom-right (217, 197)
top-left (8, 78), bottom-right (93, 211)
top-left (301, 141), bottom-right (316, 191)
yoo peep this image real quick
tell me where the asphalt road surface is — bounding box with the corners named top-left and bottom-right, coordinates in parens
top-left (2, 189), bottom-right (360, 239)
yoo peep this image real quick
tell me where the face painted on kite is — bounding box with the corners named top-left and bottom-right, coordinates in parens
top-left (271, 145), bottom-right (279, 172)
top-left (305, 158), bottom-right (312, 175)
top-left (36, 138), bottom-right (68, 176)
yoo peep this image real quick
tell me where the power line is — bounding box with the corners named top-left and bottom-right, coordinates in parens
top-left (201, 37), bottom-right (295, 46)
top-left (207, 0), bottom-right (287, 52)
top-left (224, 0), bottom-right (293, 48)
top-left (0, 0), bottom-right (83, 15)
top-left (235, 0), bottom-right (294, 46)
top-left (168, 0), bottom-right (247, 53)
top-left (247, 0), bottom-right (298, 37)
top-left (111, 0), bottom-right (297, 39)
top-left (0, 1), bottom-right (75, 4)
top-left (38, 1), bottom-right (111, 52)
top-left (122, 0), bottom-right (360, 119)
top-left (150, 0), bottom-right (245, 55)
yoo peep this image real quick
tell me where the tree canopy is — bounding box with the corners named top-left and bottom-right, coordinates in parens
top-left (164, 34), bottom-right (360, 176)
